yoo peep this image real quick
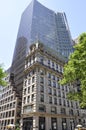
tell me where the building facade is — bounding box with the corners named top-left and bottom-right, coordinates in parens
top-left (21, 42), bottom-right (83, 130)
top-left (0, 71), bottom-right (21, 130)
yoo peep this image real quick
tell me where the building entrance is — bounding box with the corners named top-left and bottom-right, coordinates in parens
top-left (51, 118), bottom-right (57, 130)
top-left (39, 117), bottom-right (45, 130)
top-left (23, 117), bottom-right (33, 130)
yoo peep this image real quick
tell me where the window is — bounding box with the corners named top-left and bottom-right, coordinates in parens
top-left (40, 69), bottom-right (44, 75)
top-left (40, 77), bottom-right (44, 84)
top-left (28, 79), bottom-right (31, 85)
top-left (48, 88), bottom-right (52, 95)
top-left (39, 104), bottom-right (46, 112)
top-left (32, 69), bottom-right (35, 75)
top-left (32, 85), bottom-right (34, 92)
top-left (24, 105), bottom-right (33, 113)
top-left (51, 118), bottom-right (57, 130)
top-left (65, 86), bottom-right (68, 92)
top-left (40, 56), bottom-right (44, 64)
top-left (59, 99), bottom-right (62, 105)
top-left (52, 62), bottom-right (54, 68)
top-left (27, 96), bottom-right (30, 103)
top-left (24, 80), bottom-right (27, 86)
top-left (24, 97), bottom-right (26, 104)
top-left (77, 110), bottom-right (79, 116)
top-left (48, 73), bottom-right (51, 78)
top-left (61, 108), bottom-right (66, 114)
top-left (40, 85), bottom-right (44, 92)
top-left (12, 110), bottom-right (14, 116)
top-left (60, 66), bottom-right (63, 73)
top-left (57, 83), bottom-right (60, 89)
top-left (48, 80), bottom-right (51, 86)
top-left (69, 109), bottom-right (73, 115)
top-left (67, 100), bottom-right (69, 107)
top-left (56, 64), bottom-right (58, 71)
top-left (32, 76), bottom-right (35, 83)
top-left (53, 81), bottom-right (56, 88)
top-left (28, 87), bottom-right (30, 93)
top-left (57, 77), bottom-right (60, 81)
top-left (53, 89), bottom-right (57, 96)
top-left (31, 94), bottom-right (34, 101)
top-left (52, 75), bottom-right (55, 80)
top-left (9, 111), bottom-right (11, 117)
top-left (48, 60), bottom-right (50, 65)
top-left (54, 98), bottom-right (57, 105)
top-left (62, 92), bottom-right (65, 98)
top-left (49, 96), bottom-right (52, 104)
top-left (58, 91), bottom-right (61, 97)
top-left (63, 100), bottom-right (66, 106)
top-left (51, 107), bottom-right (57, 114)
top-left (24, 88), bottom-right (26, 95)
top-left (71, 101), bottom-right (73, 107)
top-left (40, 94), bottom-right (44, 102)
top-left (62, 85), bottom-right (64, 90)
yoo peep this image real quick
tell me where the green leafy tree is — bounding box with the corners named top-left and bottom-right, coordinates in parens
top-left (60, 33), bottom-right (86, 108)
top-left (15, 123), bottom-right (20, 130)
top-left (0, 65), bottom-right (7, 86)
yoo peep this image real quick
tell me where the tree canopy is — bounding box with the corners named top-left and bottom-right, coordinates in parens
top-left (60, 33), bottom-right (86, 108)
top-left (0, 65), bottom-right (7, 86)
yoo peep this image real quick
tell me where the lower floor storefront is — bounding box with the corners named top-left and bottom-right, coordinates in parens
top-left (21, 115), bottom-right (76, 130)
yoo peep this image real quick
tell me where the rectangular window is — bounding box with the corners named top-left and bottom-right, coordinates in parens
top-left (54, 98), bottom-right (57, 105)
top-left (40, 94), bottom-right (44, 102)
top-left (40, 85), bottom-right (44, 92)
top-left (53, 82), bottom-right (56, 88)
top-left (52, 75), bottom-right (55, 80)
top-left (48, 60), bottom-right (50, 65)
top-left (28, 87), bottom-right (30, 93)
top-left (27, 96), bottom-right (30, 103)
top-left (48, 73), bottom-right (51, 78)
top-left (48, 88), bottom-right (52, 95)
top-left (39, 104), bottom-right (46, 112)
top-left (61, 108), bottom-right (66, 114)
top-left (24, 97), bottom-right (26, 104)
top-left (51, 107), bottom-right (57, 114)
top-left (48, 80), bottom-right (51, 86)
top-left (32, 94), bottom-right (34, 101)
top-left (49, 96), bottom-right (52, 104)
top-left (24, 88), bottom-right (26, 95)
top-left (40, 77), bottom-right (44, 84)
top-left (59, 99), bottom-right (62, 105)
top-left (32, 77), bottom-right (35, 83)
top-left (32, 85), bottom-right (34, 92)
top-left (53, 89), bottom-right (56, 96)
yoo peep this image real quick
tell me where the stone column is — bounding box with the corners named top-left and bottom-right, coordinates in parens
top-left (33, 116), bottom-right (39, 130)
top-left (46, 117), bottom-right (51, 130)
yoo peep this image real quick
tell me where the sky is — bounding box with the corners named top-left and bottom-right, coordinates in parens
top-left (0, 0), bottom-right (86, 70)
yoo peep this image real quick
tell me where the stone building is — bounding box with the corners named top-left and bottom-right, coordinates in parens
top-left (21, 42), bottom-right (82, 130)
top-left (0, 71), bottom-right (21, 130)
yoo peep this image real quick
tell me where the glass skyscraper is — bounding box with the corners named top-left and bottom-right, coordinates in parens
top-left (11, 0), bottom-right (73, 93)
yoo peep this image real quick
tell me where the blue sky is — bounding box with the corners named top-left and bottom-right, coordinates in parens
top-left (0, 0), bottom-right (86, 70)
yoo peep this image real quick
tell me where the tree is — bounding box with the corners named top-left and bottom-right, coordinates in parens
top-left (0, 65), bottom-right (7, 86)
top-left (60, 33), bottom-right (86, 108)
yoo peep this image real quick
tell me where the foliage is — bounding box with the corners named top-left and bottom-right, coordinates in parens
top-left (0, 64), bottom-right (7, 86)
top-left (16, 127), bottom-right (20, 130)
top-left (15, 123), bottom-right (20, 130)
top-left (60, 33), bottom-right (86, 108)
